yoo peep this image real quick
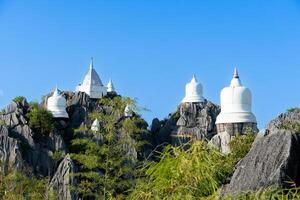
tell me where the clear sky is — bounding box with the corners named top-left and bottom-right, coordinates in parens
top-left (0, 0), bottom-right (300, 129)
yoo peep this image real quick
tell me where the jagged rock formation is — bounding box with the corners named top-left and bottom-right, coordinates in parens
top-left (0, 99), bottom-right (67, 176)
top-left (151, 100), bottom-right (220, 145)
top-left (222, 110), bottom-right (300, 196)
top-left (0, 91), bottom-right (150, 199)
top-left (49, 154), bottom-right (78, 200)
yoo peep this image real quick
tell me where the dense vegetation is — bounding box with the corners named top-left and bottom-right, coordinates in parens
top-left (0, 170), bottom-right (55, 200)
top-left (70, 96), bottom-right (150, 199)
top-left (128, 134), bottom-right (255, 200)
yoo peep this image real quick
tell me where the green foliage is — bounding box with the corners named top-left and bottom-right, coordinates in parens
top-left (228, 134), bottom-right (256, 166)
top-left (222, 187), bottom-right (300, 200)
top-left (129, 133), bottom-right (256, 200)
top-left (281, 122), bottom-right (300, 133)
top-left (50, 151), bottom-right (65, 162)
top-left (0, 109), bottom-right (5, 115)
top-left (0, 120), bottom-right (5, 126)
top-left (13, 96), bottom-right (26, 104)
top-left (128, 141), bottom-right (230, 200)
top-left (287, 107), bottom-right (300, 113)
top-left (0, 170), bottom-right (56, 200)
top-left (26, 106), bottom-right (54, 137)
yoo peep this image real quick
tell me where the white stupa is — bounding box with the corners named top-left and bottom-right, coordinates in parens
top-left (124, 105), bottom-right (133, 117)
top-left (91, 118), bottom-right (101, 132)
top-left (107, 79), bottom-right (116, 93)
top-left (182, 75), bottom-right (204, 103)
top-left (47, 87), bottom-right (69, 118)
top-left (216, 68), bottom-right (256, 124)
top-left (76, 58), bottom-right (107, 99)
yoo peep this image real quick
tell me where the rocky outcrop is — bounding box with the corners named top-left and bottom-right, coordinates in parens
top-left (152, 100), bottom-right (220, 145)
top-left (267, 109), bottom-right (300, 134)
top-left (222, 110), bottom-right (300, 196)
top-left (0, 125), bottom-right (23, 173)
top-left (50, 154), bottom-right (78, 200)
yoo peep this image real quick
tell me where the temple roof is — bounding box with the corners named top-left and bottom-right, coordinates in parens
top-left (81, 58), bottom-right (104, 87)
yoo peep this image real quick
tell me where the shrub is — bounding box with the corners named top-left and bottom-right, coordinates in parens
top-left (26, 107), bottom-right (54, 137)
top-left (287, 107), bottom-right (300, 113)
top-left (282, 122), bottom-right (300, 133)
top-left (228, 134), bottom-right (256, 165)
top-left (13, 96), bottom-right (26, 104)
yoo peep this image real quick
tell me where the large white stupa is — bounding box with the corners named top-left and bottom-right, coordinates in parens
top-left (107, 79), bottom-right (116, 93)
top-left (47, 87), bottom-right (69, 118)
top-left (182, 75), bottom-right (204, 103)
top-left (216, 68), bottom-right (256, 124)
top-left (76, 58), bottom-right (107, 99)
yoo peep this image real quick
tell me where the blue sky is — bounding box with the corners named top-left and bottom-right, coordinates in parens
top-left (0, 0), bottom-right (300, 128)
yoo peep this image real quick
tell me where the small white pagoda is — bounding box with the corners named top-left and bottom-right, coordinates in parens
top-left (216, 68), bottom-right (256, 124)
top-left (182, 75), bottom-right (204, 103)
top-left (124, 105), bottom-right (133, 117)
top-left (107, 79), bottom-right (116, 94)
top-left (91, 118), bottom-right (101, 132)
top-left (76, 58), bottom-right (107, 99)
top-left (47, 87), bottom-right (69, 118)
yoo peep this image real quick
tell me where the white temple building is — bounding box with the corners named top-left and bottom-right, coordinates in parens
top-left (76, 58), bottom-right (107, 99)
top-left (216, 68), bottom-right (256, 125)
top-left (91, 118), bottom-right (101, 132)
top-left (182, 75), bottom-right (204, 103)
top-left (124, 105), bottom-right (133, 117)
top-left (47, 87), bottom-right (69, 118)
top-left (107, 79), bottom-right (116, 93)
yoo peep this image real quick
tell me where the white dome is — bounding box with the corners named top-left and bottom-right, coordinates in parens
top-left (216, 68), bottom-right (256, 124)
top-left (91, 119), bottom-right (100, 132)
top-left (76, 58), bottom-right (107, 99)
top-left (182, 75), bottom-right (204, 103)
top-left (107, 79), bottom-right (116, 93)
top-left (124, 105), bottom-right (133, 117)
top-left (47, 87), bottom-right (69, 118)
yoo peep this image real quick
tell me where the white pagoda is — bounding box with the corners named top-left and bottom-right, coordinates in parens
top-left (91, 118), bottom-right (101, 132)
top-left (182, 75), bottom-right (204, 103)
top-left (47, 87), bottom-right (69, 118)
top-left (124, 105), bottom-right (133, 117)
top-left (76, 58), bottom-right (107, 99)
top-left (107, 79), bottom-right (116, 93)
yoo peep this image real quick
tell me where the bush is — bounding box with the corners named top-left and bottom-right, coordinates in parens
top-left (26, 107), bottom-right (54, 137)
top-left (228, 134), bottom-right (256, 165)
top-left (287, 107), bottom-right (300, 113)
top-left (13, 96), bottom-right (26, 104)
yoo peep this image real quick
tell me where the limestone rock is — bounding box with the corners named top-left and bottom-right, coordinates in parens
top-left (153, 100), bottom-right (220, 145)
top-left (0, 125), bottom-right (23, 173)
top-left (222, 110), bottom-right (300, 196)
top-left (50, 154), bottom-right (78, 200)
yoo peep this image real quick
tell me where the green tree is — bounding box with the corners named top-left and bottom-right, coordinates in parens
top-left (26, 106), bottom-right (54, 137)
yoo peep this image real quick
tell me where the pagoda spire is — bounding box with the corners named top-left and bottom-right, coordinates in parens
top-left (53, 85), bottom-right (59, 96)
top-left (192, 74), bottom-right (197, 82)
top-left (233, 67), bottom-right (239, 78)
top-left (89, 57), bottom-right (94, 70)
